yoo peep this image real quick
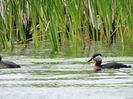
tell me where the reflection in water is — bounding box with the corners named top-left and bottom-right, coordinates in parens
top-left (0, 40), bottom-right (133, 99)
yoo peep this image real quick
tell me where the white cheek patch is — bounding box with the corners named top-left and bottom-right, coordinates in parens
top-left (94, 56), bottom-right (102, 61)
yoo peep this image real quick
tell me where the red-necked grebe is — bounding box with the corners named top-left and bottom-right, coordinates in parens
top-left (0, 56), bottom-right (20, 69)
top-left (88, 54), bottom-right (131, 72)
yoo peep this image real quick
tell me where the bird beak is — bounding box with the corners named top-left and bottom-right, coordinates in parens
top-left (88, 58), bottom-right (93, 62)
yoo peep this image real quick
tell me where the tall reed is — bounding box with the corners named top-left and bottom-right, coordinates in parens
top-left (0, 0), bottom-right (132, 52)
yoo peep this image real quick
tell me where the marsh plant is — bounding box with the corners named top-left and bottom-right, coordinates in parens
top-left (0, 0), bottom-right (132, 51)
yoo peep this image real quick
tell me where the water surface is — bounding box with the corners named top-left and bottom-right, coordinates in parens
top-left (0, 55), bottom-right (133, 99)
top-left (0, 41), bottom-right (133, 99)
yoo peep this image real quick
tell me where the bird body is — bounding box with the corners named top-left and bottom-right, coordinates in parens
top-left (88, 54), bottom-right (131, 72)
top-left (101, 62), bottom-right (131, 69)
top-left (0, 56), bottom-right (20, 69)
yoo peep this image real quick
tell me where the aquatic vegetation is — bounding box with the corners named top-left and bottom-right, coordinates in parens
top-left (0, 0), bottom-right (133, 51)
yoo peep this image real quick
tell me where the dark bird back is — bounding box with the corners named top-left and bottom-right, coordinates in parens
top-left (0, 56), bottom-right (20, 69)
top-left (101, 62), bottom-right (131, 69)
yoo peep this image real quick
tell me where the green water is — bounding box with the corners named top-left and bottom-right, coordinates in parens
top-left (0, 41), bottom-right (133, 99)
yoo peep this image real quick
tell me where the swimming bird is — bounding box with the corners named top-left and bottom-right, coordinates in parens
top-left (0, 56), bottom-right (20, 69)
top-left (88, 54), bottom-right (131, 72)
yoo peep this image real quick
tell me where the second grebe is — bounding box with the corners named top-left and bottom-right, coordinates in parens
top-left (88, 54), bottom-right (131, 72)
top-left (0, 56), bottom-right (20, 69)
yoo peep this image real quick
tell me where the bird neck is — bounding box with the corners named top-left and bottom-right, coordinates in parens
top-left (95, 61), bottom-right (102, 67)
top-left (93, 61), bottom-right (102, 72)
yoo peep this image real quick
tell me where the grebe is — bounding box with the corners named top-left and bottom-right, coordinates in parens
top-left (88, 54), bottom-right (131, 72)
top-left (0, 56), bottom-right (20, 69)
